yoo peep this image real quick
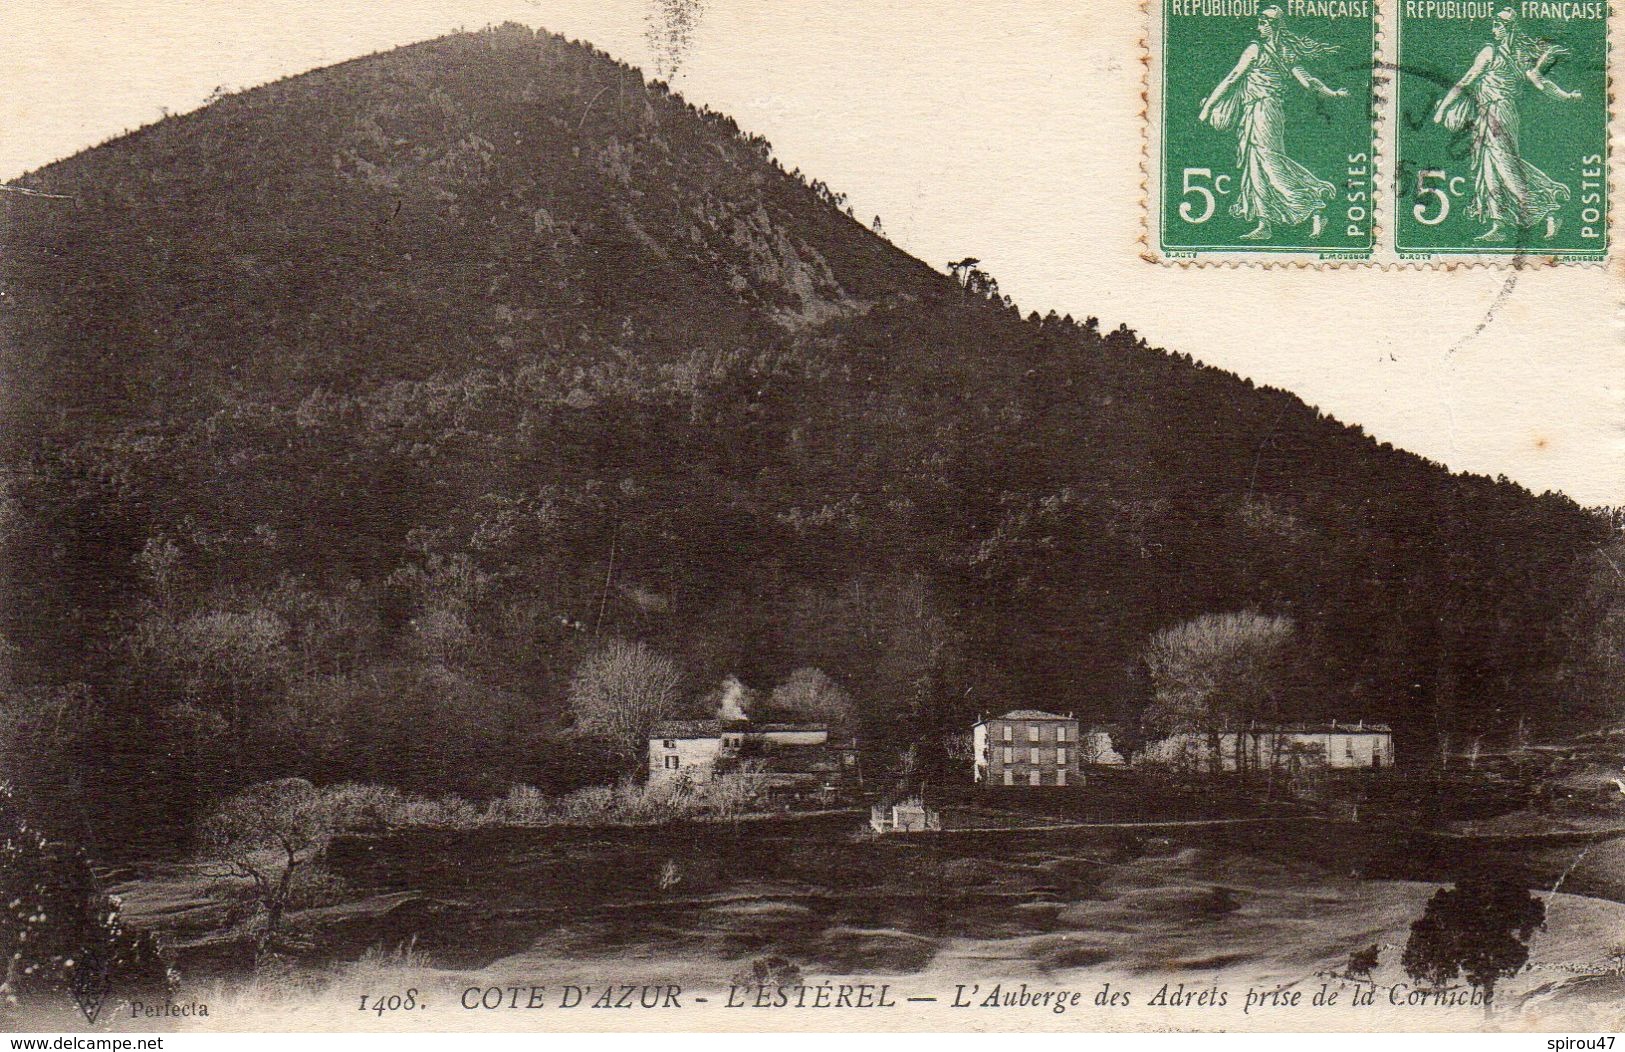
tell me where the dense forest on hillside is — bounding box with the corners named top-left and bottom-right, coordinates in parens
top-left (1, 24), bottom-right (1620, 846)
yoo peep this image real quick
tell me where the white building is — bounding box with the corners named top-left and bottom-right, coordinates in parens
top-left (647, 719), bottom-right (857, 790)
top-left (1139, 720), bottom-right (1394, 773)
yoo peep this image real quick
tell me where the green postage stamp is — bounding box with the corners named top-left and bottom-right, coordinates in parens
top-left (1395, 1), bottom-right (1610, 260)
top-left (1148, 0), bottom-right (1379, 263)
top-left (1146, 0), bottom-right (1615, 263)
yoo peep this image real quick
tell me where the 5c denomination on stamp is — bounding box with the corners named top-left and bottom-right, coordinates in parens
top-left (1148, 0), bottom-right (1379, 263)
top-left (1394, 1), bottom-right (1609, 260)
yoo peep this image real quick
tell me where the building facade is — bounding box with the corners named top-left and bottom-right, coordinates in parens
top-left (647, 719), bottom-right (859, 792)
top-left (1138, 721), bottom-right (1394, 773)
top-left (972, 710), bottom-right (1082, 786)
top-left (869, 801), bottom-right (942, 834)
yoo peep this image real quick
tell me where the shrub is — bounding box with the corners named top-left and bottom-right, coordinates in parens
top-left (308, 769), bottom-right (768, 837)
top-left (197, 778), bottom-right (337, 964)
top-left (1348, 944), bottom-right (1380, 980)
top-left (1402, 878), bottom-right (1546, 1013)
top-left (0, 783), bottom-right (174, 1016)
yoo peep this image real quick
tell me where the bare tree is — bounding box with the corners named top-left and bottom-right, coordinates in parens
top-left (767, 667), bottom-right (856, 731)
top-left (197, 778), bottom-right (335, 964)
top-left (1141, 611), bottom-right (1295, 777)
top-left (569, 639), bottom-right (683, 762)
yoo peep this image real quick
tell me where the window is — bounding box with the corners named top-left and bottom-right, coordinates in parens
top-left (1028, 725), bottom-right (1040, 743)
top-left (1029, 769), bottom-right (1041, 786)
top-left (1002, 746), bottom-right (1013, 764)
top-left (1002, 725), bottom-right (1012, 742)
top-left (1345, 741), bottom-right (1355, 759)
top-left (1029, 747), bottom-right (1040, 764)
top-left (1057, 768), bottom-right (1067, 787)
top-left (1057, 748), bottom-right (1068, 766)
top-left (663, 756), bottom-right (680, 770)
top-left (1057, 726), bottom-right (1068, 743)
top-left (662, 739), bottom-right (676, 749)
top-left (1002, 769), bottom-right (1014, 786)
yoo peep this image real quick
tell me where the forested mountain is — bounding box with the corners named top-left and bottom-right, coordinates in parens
top-left (1, 24), bottom-right (1617, 842)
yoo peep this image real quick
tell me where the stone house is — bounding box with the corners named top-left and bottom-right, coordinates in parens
top-left (972, 709), bottom-right (1082, 786)
top-left (647, 718), bottom-right (860, 792)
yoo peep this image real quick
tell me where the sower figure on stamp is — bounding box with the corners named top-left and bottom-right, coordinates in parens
top-left (1433, 8), bottom-right (1581, 243)
top-left (1198, 6), bottom-right (1349, 241)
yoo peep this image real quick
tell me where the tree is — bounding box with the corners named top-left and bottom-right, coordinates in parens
top-left (946, 258), bottom-right (980, 285)
top-left (134, 603), bottom-right (293, 764)
top-left (766, 667), bottom-right (856, 731)
top-left (569, 639), bottom-right (683, 763)
top-left (1141, 611), bottom-right (1296, 776)
top-left (0, 682), bottom-right (100, 819)
top-left (197, 778), bottom-right (337, 965)
top-left (946, 257), bottom-right (1001, 301)
top-left (1401, 877), bottom-right (1546, 1015)
top-left (0, 784), bottom-right (172, 1018)
top-left (699, 674), bottom-right (758, 721)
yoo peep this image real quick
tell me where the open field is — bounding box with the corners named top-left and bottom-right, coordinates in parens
top-left (81, 798), bottom-right (1625, 1033)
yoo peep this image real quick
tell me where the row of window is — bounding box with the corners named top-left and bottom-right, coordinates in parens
top-left (990, 746), bottom-right (1070, 765)
top-left (660, 737), bottom-right (743, 749)
top-left (999, 768), bottom-right (1068, 786)
top-left (996, 724), bottom-right (1072, 743)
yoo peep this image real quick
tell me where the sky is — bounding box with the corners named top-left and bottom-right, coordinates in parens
top-left (2, 0), bottom-right (1620, 505)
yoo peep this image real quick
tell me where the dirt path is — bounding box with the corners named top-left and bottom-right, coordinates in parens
top-left (935, 815), bottom-right (1309, 834)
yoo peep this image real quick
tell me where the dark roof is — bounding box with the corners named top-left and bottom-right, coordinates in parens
top-left (978, 709), bottom-right (1075, 723)
top-left (1274, 722), bottom-right (1392, 735)
top-left (648, 719), bottom-right (830, 740)
top-left (648, 719), bottom-right (739, 739)
top-left (1203, 722), bottom-right (1393, 735)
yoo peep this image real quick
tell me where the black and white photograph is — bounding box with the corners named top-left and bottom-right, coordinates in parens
top-left (0, 0), bottom-right (1621, 1037)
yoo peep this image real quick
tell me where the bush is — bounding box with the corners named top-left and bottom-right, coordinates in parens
top-left (0, 784), bottom-right (174, 1015)
top-left (197, 778), bottom-right (338, 963)
top-left (1402, 877), bottom-right (1546, 1012)
top-left (319, 768), bottom-right (766, 832)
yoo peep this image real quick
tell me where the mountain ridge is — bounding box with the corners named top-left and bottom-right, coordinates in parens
top-left (0, 23), bottom-right (1615, 834)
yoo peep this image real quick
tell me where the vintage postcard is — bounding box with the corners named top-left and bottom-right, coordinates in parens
top-left (2, 0), bottom-right (1624, 1042)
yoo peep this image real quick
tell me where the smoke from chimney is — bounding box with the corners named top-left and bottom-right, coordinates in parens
top-left (717, 675), bottom-right (751, 722)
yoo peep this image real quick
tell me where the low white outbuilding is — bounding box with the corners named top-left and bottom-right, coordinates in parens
top-left (1139, 720), bottom-right (1394, 773)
